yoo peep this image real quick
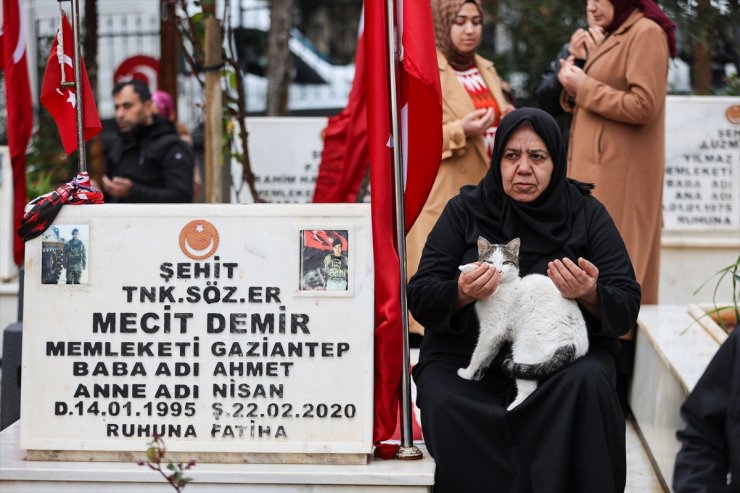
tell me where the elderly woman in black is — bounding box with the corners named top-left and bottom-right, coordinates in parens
top-left (408, 107), bottom-right (640, 492)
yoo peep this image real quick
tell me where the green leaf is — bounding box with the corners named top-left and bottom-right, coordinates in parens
top-left (190, 12), bottom-right (204, 25)
top-left (228, 70), bottom-right (237, 90)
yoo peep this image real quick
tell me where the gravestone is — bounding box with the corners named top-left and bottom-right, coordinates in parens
top-left (663, 97), bottom-right (739, 231)
top-left (230, 117), bottom-right (326, 204)
top-left (20, 203), bottom-right (374, 464)
top-left (659, 97), bottom-right (740, 304)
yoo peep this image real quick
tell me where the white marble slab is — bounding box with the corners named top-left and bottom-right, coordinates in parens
top-left (20, 204), bottom-right (374, 459)
top-left (625, 419), bottom-right (665, 493)
top-left (0, 422), bottom-right (434, 492)
top-left (636, 305), bottom-right (723, 393)
top-left (660, 230), bottom-right (740, 305)
top-left (630, 304), bottom-right (723, 488)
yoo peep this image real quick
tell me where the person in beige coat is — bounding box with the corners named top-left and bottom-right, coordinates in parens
top-left (558, 0), bottom-right (676, 305)
top-left (559, 0), bottom-right (676, 412)
top-left (406, 0), bottom-right (513, 337)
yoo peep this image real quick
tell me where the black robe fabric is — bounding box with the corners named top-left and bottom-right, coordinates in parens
top-left (407, 108), bottom-right (641, 492)
top-left (673, 328), bottom-right (740, 492)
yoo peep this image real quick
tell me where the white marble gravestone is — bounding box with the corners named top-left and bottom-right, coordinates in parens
top-left (20, 203), bottom-right (374, 463)
top-left (230, 117), bottom-right (326, 204)
top-left (663, 96), bottom-right (740, 231)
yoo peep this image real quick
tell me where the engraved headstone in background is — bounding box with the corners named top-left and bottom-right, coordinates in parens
top-left (663, 97), bottom-right (740, 231)
top-left (20, 204), bottom-right (374, 463)
top-left (231, 117), bottom-right (325, 204)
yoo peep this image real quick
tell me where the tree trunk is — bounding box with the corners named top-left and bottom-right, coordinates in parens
top-left (204, 16), bottom-right (223, 203)
top-left (159, 0), bottom-right (179, 108)
top-left (83, 0), bottom-right (104, 180)
top-left (266, 0), bottom-right (292, 116)
top-left (692, 0), bottom-right (712, 94)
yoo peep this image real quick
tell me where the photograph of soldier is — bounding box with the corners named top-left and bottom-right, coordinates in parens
top-left (41, 225), bottom-right (89, 285)
top-left (323, 238), bottom-right (349, 291)
top-left (299, 230), bottom-right (349, 292)
top-left (63, 228), bottom-right (86, 284)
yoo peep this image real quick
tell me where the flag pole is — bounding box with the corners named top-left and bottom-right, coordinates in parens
top-left (385, 0), bottom-right (422, 460)
top-left (58, 0), bottom-right (86, 173)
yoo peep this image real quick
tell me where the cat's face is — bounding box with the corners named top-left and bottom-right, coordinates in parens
top-left (476, 237), bottom-right (520, 280)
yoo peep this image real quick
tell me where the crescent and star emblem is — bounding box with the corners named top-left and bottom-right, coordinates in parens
top-left (179, 220), bottom-right (219, 260)
top-left (726, 104), bottom-right (740, 125)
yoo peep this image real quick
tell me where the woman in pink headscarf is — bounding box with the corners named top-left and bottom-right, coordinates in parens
top-left (152, 90), bottom-right (202, 199)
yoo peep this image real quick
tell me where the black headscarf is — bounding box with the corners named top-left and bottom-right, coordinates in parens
top-left (460, 107), bottom-right (593, 273)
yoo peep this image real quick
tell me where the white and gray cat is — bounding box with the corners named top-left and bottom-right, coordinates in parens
top-left (457, 237), bottom-right (589, 410)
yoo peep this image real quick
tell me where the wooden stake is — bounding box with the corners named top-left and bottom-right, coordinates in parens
top-left (204, 16), bottom-right (223, 203)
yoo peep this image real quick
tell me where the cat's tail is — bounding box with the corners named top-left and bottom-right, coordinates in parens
top-left (502, 345), bottom-right (576, 380)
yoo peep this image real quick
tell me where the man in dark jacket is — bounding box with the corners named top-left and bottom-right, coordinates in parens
top-left (102, 80), bottom-right (193, 203)
top-left (674, 326), bottom-right (740, 492)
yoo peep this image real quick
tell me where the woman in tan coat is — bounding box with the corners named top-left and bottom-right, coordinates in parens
top-left (406, 0), bottom-right (513, 336)
top-left (558, 0), bottom-right (677, 305)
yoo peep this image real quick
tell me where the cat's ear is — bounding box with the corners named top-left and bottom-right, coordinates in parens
top-left (506, 238), bottom-right (521, 255)
top-left (477, 236), bottom-right (491, 254)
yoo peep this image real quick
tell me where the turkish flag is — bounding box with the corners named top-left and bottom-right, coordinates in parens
top-left (314, 2), bottom-right (441, 232)
top-left (365, 0), bottom-right (441, 455)
top-left (312, 10), bottom-right (368, 203)
top-left (302, 230), bottom-right (348, 251)
top-left (365, 0), bottom-right (401, 453)
top-left (1, 0), bottom-right (34, 266)
top-left (40, 12), bottom-right (101, 155)
top-left (397, 0), bottom-right (443, 231)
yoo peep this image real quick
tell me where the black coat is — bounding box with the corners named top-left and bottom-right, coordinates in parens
top-left (533, 43), bottom-right (571, 119)
top-left (674, 328), bottom-right (740, 492)
top-left (407, 193), bottom-right (640, 492)
top-left (407, 108), bottom-right (640, 492)
top-left (105, 116), bottom-right (194, 203)
top-left (533, 42), bottom-right (585, 147)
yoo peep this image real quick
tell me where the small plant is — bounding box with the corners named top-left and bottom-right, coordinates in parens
top-left (720, 72), bottom-right (740, 96)
top-left (692, 255), bottom-right (740, 334)
top-left (138, 433), bottom-right (196, 492)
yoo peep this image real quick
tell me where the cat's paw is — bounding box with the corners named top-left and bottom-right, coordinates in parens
top-left (458, 367), bottom-right (485, 381)
top-left (506, 398), bottom-right (524, 411)
top-left (458, 263), bottom-right (477, 273)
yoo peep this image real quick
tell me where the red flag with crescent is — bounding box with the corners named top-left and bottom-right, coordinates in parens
top-left (40, 12), bottom-right (102, 155)
top-left (1, 0), bottom-right (33, 265)
top-left (303, 230), bottom-right (349, 251)
top-left (313, 9), bottom-right (367, 204)
top-left (364, 0), bottom-right (441, 458)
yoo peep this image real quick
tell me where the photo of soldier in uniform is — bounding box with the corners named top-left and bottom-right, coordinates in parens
top-left (323, 238), bottom-right (349, 290)
top-left (41, 225), bottom-right (90, 285)
top-left (299, 230), bottom-right (349, 291)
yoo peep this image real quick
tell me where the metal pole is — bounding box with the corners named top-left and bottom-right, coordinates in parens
top-left (385, 0), bottom-right (422, 460)
top-left (59, 0), bottom-right (86, 173)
